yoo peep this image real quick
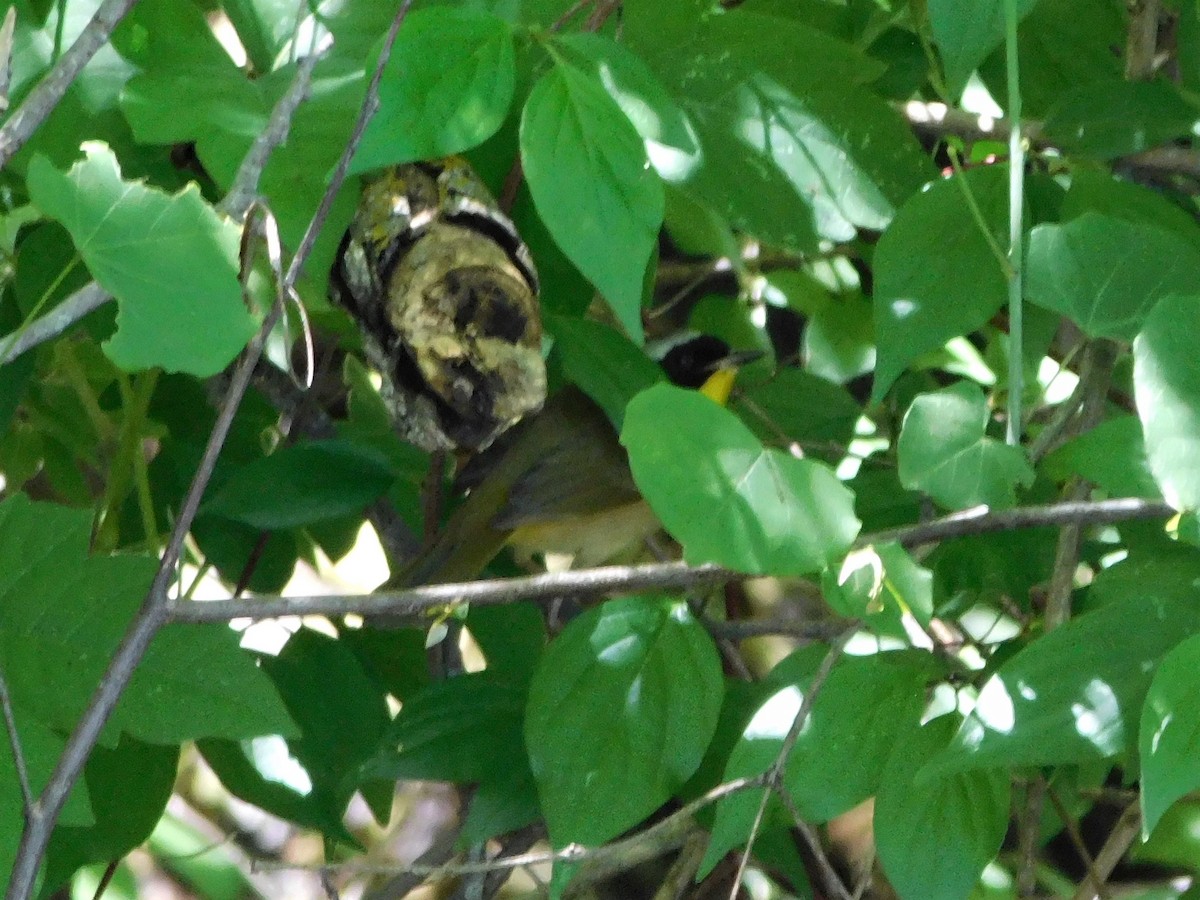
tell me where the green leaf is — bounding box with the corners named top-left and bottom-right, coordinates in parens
top-left (550, 32), bottom-right (698, 177)
top-left (698, 683), bottom-right (806, 878)
top-left (898, 382), bottom-right (1034, 510)
top-left (26, 144), bottom-right (255, 376)
top-left (875, 717), bottom-right (1010, 900)
top-left (223, 0), bottom-right (305, 73)
top-left (734, 370), bottom-right (860, 464)
top-left (117, 0), bottom-right (277, 146)
top-left (520, 63), bottom-right (663, 343)
top-left (0, 495), bottom-right (294, 744)
top-left (1026, 213), bottom-right (1200, 341)
top-left (461, 768), bottom-right (541, 845)
top-left (825, 542), bottom-right (934, 627)
top-left (979, 0), bottom-right (1125, 116)
top-left (873, 167), bottom-right (1010, 400)
top-left (202, 440), bottom-right (397, 529)
top-left (1140, 635), bottom-right (1200, 836)
top-left (260, 629), bottom-right (391, 820)
top-left (1043, 80), bottom-right (1200, 160)
top-left (1042, 415), bottom-right (1161, 499)
top-left (927, 0), bottom-right (1039, 96)
top-left (198, 737), bottom-right (355, 840)
top-left (622, 384), bottom-right (860, 576)
top-left (352, 8), bottom-right (516, 172)
top-left (123, 624), bottom-right (297, 743)
top-left (42, 738), bottom-right (179, 896)
top-left (525, 597), bottom-right (723, 845)
top-left (926, 594), bottom-right (1200, 776)
top-left (370, 673), bottom-right (530, 784)
top-left (1061, 169), bottom-right (1200, 255)
top-left (548, 315), bottom-right (663, 428)
top-left (785, 652), bottom-right (933, 822)
top-left (1134, 295), bottom-right (1200, 511)
top-left (626, 4), bottom-right (931, 250)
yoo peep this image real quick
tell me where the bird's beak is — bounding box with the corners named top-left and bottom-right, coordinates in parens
top-left (708, 348), bottom-right (765, 372)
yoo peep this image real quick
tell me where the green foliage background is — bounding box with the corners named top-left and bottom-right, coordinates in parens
top-left (4, 0), bottom-right (1200, 898)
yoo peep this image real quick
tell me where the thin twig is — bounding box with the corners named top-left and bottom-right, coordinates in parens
top-left (549, 0), bottom-right (595, 32)
top-left (1017, 779), bottom-right (1046, 896)
top-left (900, 100), bottom-right (1200, 180)
top-left (1124, 0), bottom-right (1161, 81)
top-left (170, 561), bottom-right (730, 623)
top-left (3, 5), bottom-right (415, 895)
top-left (0, 664), bottom-right (33, 815)
top-left (257, 775), bottom-right (760, 881)
top-left (773, 786), bottom-right (854, 900)
top-left (219, 45), bottom-right (325, 221)
top-left (0, 282), bottom-right (108, 365)
top-left (1068, 801), bottom-right (1141, 900)
top-left (1003, 0), bottom-right (1024, 445)
top-left (1044, 340), bottom-right (1118, 629)
top-left (728, 626), bottom-right (856, 900)
top-left (704, 617), bottom-right (846, 644)
top-left (0, 0), bottom-right (138, 167)
top-left (863, 495), bottom-right (1170, 550)
top-left (1045, 781), bottom-right (1107, 900)
top-left (167, 496), bottom-right (1175, 624)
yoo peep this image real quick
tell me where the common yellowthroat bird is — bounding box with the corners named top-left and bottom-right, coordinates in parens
top-left (393, 335), bottom-right (761, 587)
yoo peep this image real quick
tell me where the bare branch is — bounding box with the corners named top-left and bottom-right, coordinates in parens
top-left (256, 775), bottom-right (760, 882)
top-left (169, 561), bottom-right (730, 623)
top-left (4, 4), bottom-right (416, 894)
top-left (730, 626), bottom-right (856, 900)
top-left (1068, 800), bottom-right (1141, 900)
top-left (901, 100), bottom-right (1200, 181)
top-left (0, 663), bottom-right (33, 816)
top-left (166, 496), bottom-right (1174, 625)
top-left (0, 282), bottom-right (109, 365)
top-left (219, 46), bottom-right (325, 221)
top-left (864, 495), bottom-right (1170, 550)
top-left (0, 0), bottom-right (138, 167)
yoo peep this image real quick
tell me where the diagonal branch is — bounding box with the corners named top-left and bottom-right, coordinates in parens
top-left (0, 663), bottom-right (33, 817)
top-left (3, 5), bottom-right (415, 896)
top-left (0, 0), bottom-right (139, 167)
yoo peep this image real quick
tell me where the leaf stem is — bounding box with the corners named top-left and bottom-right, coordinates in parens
top-left (1004, 0), bottom-right (1025, 446)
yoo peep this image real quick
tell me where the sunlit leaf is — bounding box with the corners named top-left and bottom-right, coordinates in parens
top-left (352, 8), bottom-right (516, 171)
top-left (521, 62), bottom-right (663, 343)
top-left (622, 384), bottom-right (860, 575)
top-left (1134, 294), bottom-right (1200, 511)
top-left (1027, 213), bottom-right (1200, 341)
top-left (898, 382), bottom-right (1034, 510)
top-left (926, 594), bottom-right (1200, 776)
top-left (26, 143), bottom-right (254, 376)
top-left (1140, 635), bottom-right (1200, 836)
top-left (873, 167), bottom-right (1010, 400)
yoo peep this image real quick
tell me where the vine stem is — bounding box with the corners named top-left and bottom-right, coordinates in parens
top-left (1004, 0), bottom-right (1024, 446)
